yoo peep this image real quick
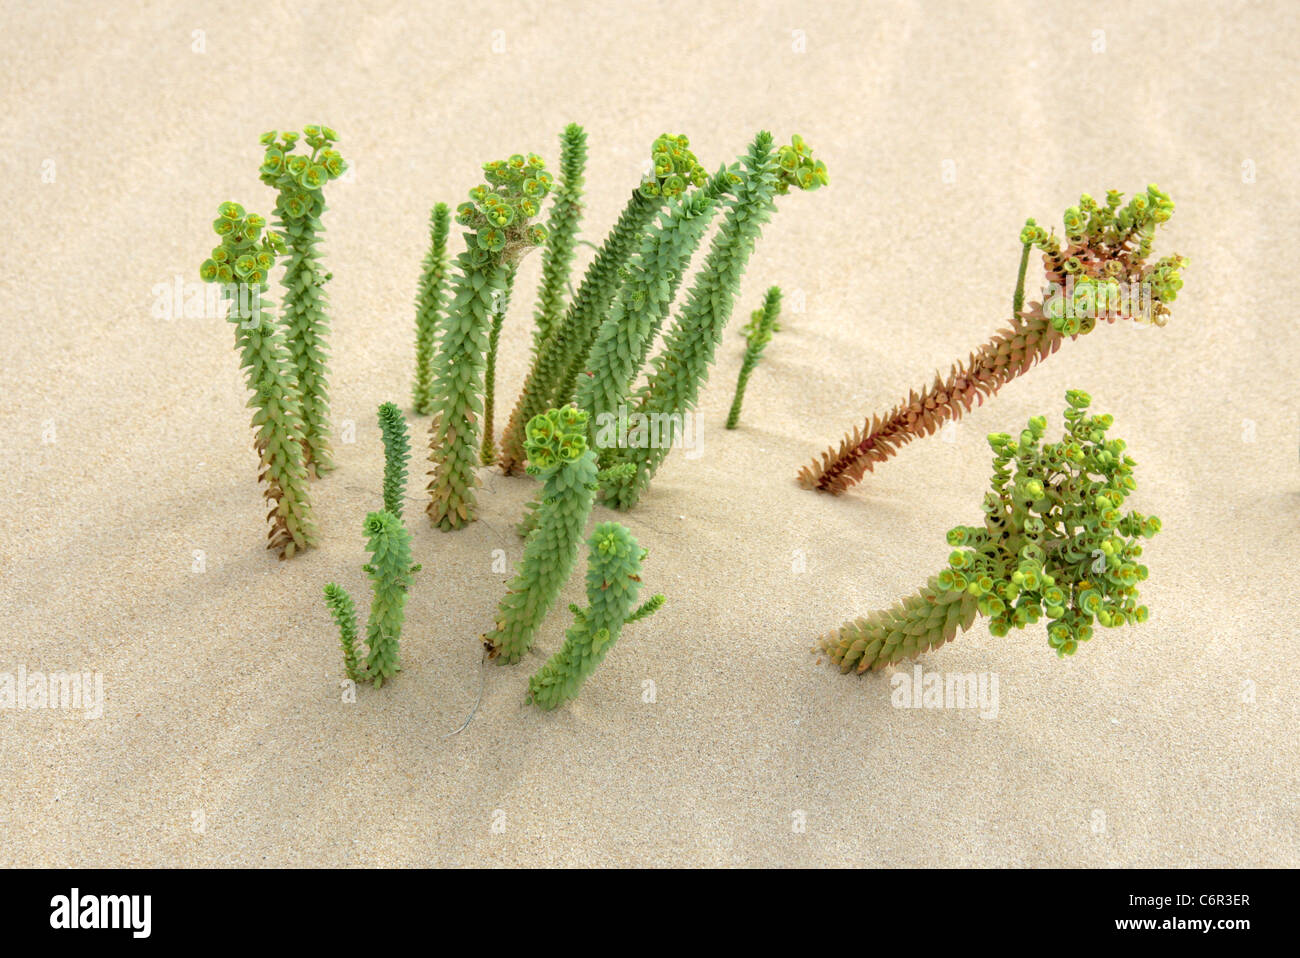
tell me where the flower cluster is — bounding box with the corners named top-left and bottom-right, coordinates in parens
top-left (455, 153), bottom-right (553, 257)
top-left (1030, 185), bottom-right (1187, 332)
top-left (257, 126), bottom-right (348, 220)
top-left (199, 201), bottom-right (284, 288)
top-left (523, 406), bottom-right (588, 475)
top-left (775, 135), bottom-right (828, 194)
top-left (639, 133), bottom-right (708, 199)
top-left (940, 390), bottom-right (1161, 657)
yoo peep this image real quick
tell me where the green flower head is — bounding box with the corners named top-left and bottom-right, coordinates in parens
top-left (523, 407), bottom-right (590, 475)
top-left (944, 391), bottom-right (1160, 658)
top-left (775, 136), bottom-right (828, 195)
top-left (643, 133), bottom-right (705, 197)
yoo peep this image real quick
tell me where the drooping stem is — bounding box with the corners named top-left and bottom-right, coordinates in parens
top-left (798, 186), bottom-right (1184, 495)
top-left (816, 391), bottom-right (1163, 676)
top-left (819, 576), bottom-right (978, 673)
top-left (798, 307), bottom-right (1065, 495)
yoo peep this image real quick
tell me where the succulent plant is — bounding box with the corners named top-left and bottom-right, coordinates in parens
top-left (200, 201), bottom-right (317, 559)
top-left (528, 523), bottom-right (664, 710)
top-left (426, 152), bottom-right (551, 529)
top-left (482, 408), bottom-right (598, 664)
top-left (575, 177), bottom-right (732, 459)
top-left (412, 202), bottom-right (451, 416)
top-left (498, 132), bottom-right (708, 473)
top-left (799, 185), bottom-right (1185, 494)
top-left (818, 391), bottom-right (1161, 674)
top-left (324, 510), bottom-right (421, 688)
top-left (258, 126), bottom-right (348, 477)
top-left (378, 402), bottom-right (410, 519)
top-left (530, 123), bottom-right (587, 352)
top-left (600, 132), bottom-right (827, 509)
top-left (726, 286), bottom-right (783, 429)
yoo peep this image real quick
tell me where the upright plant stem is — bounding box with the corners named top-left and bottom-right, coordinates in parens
top-left (480, 265), bottom-right (517, 466)
top-left (413, 203), bottom-right (451, 415)
top-left (531, 123), bottom-right (587, 351)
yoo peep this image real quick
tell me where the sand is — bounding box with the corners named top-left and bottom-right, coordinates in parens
top-left (1, 0), bottom-right (1296, 867)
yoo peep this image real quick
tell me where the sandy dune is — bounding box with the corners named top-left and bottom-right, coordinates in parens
top-left (1, 0), bottom-right (1296, 866)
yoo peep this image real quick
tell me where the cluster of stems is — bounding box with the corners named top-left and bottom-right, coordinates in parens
top-left (575, 169), bottom-right (737, 460)
top-left (798, 185), bottom-right (1186, 494)
top-left (818, 391), bottom-right (1161, 673)
top-left (725, 286), bottom-right (783, 429)
top-left (528, 523), bottom-right (664, 710)
top-left (598, 133), bottom-right (827, 510)
top-left (497, 133), bottom-right (709, 472)
top-left (200, 202), bottom-right (317, 558)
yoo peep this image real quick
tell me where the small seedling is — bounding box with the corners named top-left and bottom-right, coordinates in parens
top-left (726, 286), bottom-right (783, 429)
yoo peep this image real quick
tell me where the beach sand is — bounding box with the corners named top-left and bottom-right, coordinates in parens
top-left (1, 0), bottom-right (1296, 866)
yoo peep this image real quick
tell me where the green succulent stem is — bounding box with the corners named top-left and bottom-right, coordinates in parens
top-left (531, 123), bottom-right (587, 351)
top-left (360, 510), bottom-right (420, 688)
top-left (427, 151), bottom-right (551, 529)
top-left (413, 203), bottom-right (451, 415)
top-left (426, 254), bottom-right (512, 529)
top-left (483, 408), bottom-right (598, 664)
top-left (725, 285), bottom-right (782, 430)
top-left (1012, 229), bottom-right (1033, 321)
top-left (233, 284), bottom-right (319, 558)
top-left (200, 201), bottom-right (316, 559)
top-left (323, 583), bottom-right (363, 682)
top-left (528, 522), bottom-right (662, 710)
top-left (820, 576), bottom-right (978, 672)
top-left (481, 265), bottom-right (517, 466)
top-left (378, 402), bottom-right (410, 519)
top-left (279, 219), bottom-right (333, 474)
top-left (259, 128), bottom-right (348, 477)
